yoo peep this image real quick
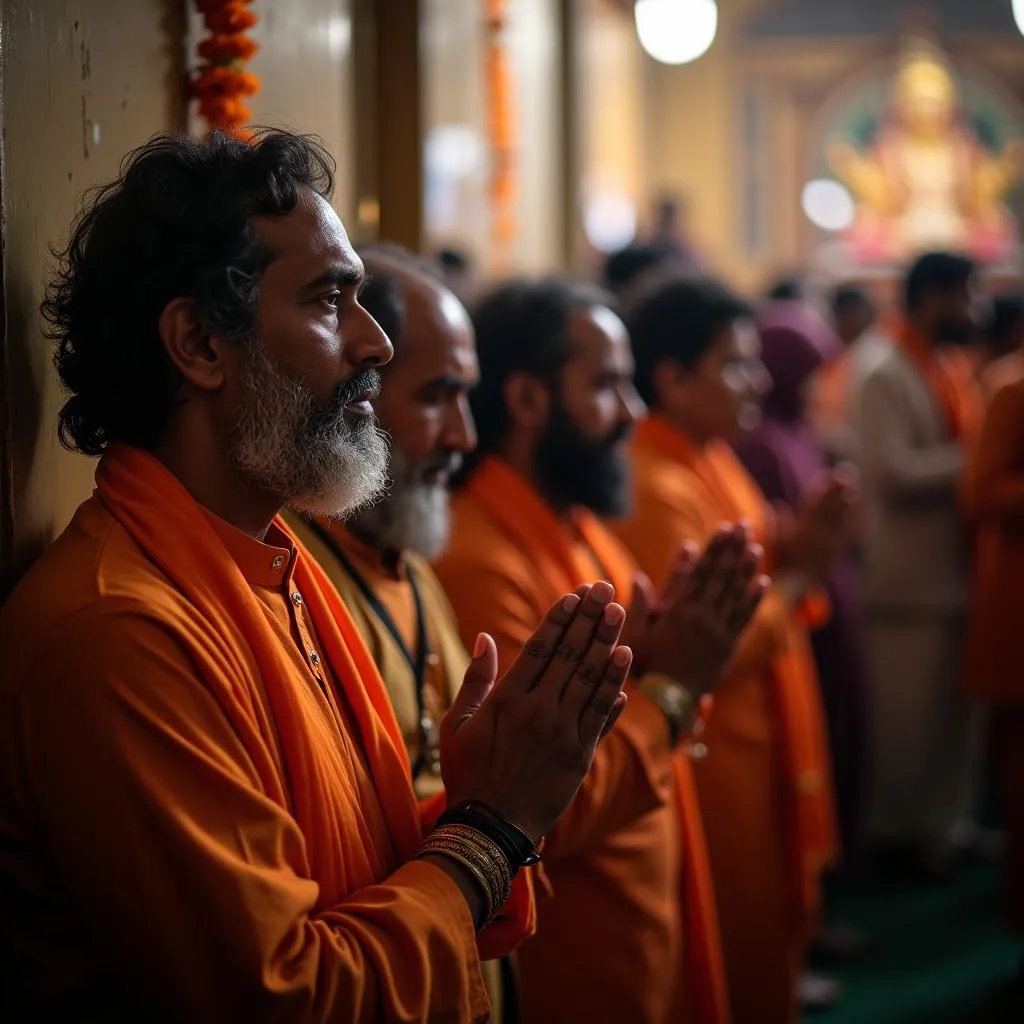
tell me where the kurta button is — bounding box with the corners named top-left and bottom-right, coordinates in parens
top-left (271, 554), bottom-right (285, 570)
top-left (292, 592), bottom-right (303, 606)
top-left (309, 650), bottom-right (321, 667)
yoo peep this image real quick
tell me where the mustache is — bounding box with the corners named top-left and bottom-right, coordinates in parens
top-left (394, 449), bottom-right (464, 488)
top-left (331, 369), bottom-right (382, 413)
top-left (420, 450), bottom-right (464, 479)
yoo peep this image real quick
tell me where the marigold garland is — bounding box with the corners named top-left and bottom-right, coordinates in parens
top-left (485, 0), bottom-right (518, 260)
top-left (191, 0), bottom-right (260, 135)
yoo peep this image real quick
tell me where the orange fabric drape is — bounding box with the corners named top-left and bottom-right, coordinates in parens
top-left (671, 757), bottom-right (731, 1024)
top-left (809, 352), bottom-right (852, 440)
top-left (897, 321), bottom-right (983, 447)
top-left (485, 0), bottom-right (517, 258)
top-left (629, 417), bottom-right (837, 926)
top-left (962, 382), bottom-right (1024, 935)
top-left (96, 445), bottom-right (533, 961)
top-left (461, 455), bottom-right (731, 1024)
top-left (962, 376), bottom-right (1024, 705)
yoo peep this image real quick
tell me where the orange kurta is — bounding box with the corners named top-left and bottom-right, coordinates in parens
top-left (0, 445), bottom-right (532, 1022)
top-left (979, 350), bottom-right (1024, 407)
top-left (963, 376), bottom-right (1024, 703)
top-left (963, 377), bottom-right (1024, 933)
top-left (613, 417), bottom-right (837, 1024)
top-left (435, 456), bottom-right (729, 1024)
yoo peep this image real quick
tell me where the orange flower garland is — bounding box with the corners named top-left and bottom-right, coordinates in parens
top-left (485, 0), bottom-right (518, 260)
top-left (192, 0), bottom-right (260, 134)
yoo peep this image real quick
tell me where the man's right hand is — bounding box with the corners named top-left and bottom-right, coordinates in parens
top-left (781, 468), bottom-right (858, 583)
top-left (440, 581), bottom-right (631, 844)
top-left (637, 524), bottom-right (768, 698)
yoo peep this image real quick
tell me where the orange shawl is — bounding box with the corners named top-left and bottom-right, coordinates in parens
top-left (898, 321), bottom-right (983, 447)
top-left (95, 445), bottom-right (531, 962)
top-left (635, 418), bottom-right (837, 925)
top-left (464, 455), bottom-right (731, 1024)
top-left (962, 377), bottom-right (1024, 703)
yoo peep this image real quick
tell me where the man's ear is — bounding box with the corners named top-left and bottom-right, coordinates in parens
top-left (652, 357), bottom-right (687, 407)
top-left (158, 297), bottom-right (231, 392)
top-left (502, 371), bottom-right (551, 432)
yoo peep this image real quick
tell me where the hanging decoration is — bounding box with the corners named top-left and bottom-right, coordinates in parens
top-left (485, 0), bottom-right (518, 263)
top-left (191, 0), bottom-right (261, 135)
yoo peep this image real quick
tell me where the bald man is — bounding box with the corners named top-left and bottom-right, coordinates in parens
top-left (284, 246), bottom-right (515, 1016)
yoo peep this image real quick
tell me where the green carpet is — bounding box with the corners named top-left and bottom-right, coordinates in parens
top-left (801, 864), bottom-right (1022, 1023)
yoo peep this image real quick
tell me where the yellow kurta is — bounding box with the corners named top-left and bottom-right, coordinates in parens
top-left (286, 515), bottom-right (506, 1020)
top-left (286, 517), bottom-right (466, 800)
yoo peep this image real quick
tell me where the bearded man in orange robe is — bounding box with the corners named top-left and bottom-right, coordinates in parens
top-left (0, 130), bottom-right (637, 1023)
top-left (436, 278), bottom-right (766, 1024)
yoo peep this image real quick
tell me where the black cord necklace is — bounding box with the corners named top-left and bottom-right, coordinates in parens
top-left (306, 520), bottom-right (441, 780)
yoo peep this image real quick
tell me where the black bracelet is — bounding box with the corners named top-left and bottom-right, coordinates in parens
top-left (435, 800), bottom-right (542, 876)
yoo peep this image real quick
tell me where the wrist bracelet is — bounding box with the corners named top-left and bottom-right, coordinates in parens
top-left (415, 823), bottom-right (514, 929)
top-left (436, 799), bottom-right (542, 874)
top-left (638, 672), bottom-right (698, 747)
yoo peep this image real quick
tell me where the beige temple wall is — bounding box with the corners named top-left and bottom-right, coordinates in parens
top-left (575, 0), bottom-right (645, 267)
top-left (422, 0), bottom-right (488, 263)
top-left (509, 0), bottom-right (562, 273)
top-left (639, 0), bottom-right (770, 292)
top-left (1, 0), bottom-right (185, 588)
top-left (422, 0), bottom-right (562, 275)
top-left (1, 0), bottom-right (359, 590)
top-left (186, 0), bottom-right (357, 226)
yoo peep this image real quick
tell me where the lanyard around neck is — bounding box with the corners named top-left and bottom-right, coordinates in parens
top-left (306, 520), bottom-right (435, 779)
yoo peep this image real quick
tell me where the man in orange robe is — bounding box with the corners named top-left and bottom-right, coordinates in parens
top-left (286, 245), bottom-right (510, 1019)
top-left (614, 277), bottom-right (851, 1023)
top-left (0, 131), bottom-right (635, 1022)
top-left (963, 375), bottom-right (1024, 943)
top-left (435, 279), bottom-right (765, 1024)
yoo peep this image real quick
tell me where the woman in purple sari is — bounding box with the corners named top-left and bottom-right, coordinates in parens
top-left (733, 302), bottom-right (869, 876)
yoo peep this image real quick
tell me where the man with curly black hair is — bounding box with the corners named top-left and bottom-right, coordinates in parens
top-left (0, 129), bottom-right (640, 1022)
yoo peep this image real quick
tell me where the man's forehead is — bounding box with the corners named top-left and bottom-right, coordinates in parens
top-left (386, 263), bottom-right (469, 331)
top-left (253, 189), bottom-right (361, 276)
top-left (569, 305), bottom-right (632, 365)
top-left (401, 274), bottom-right (476, 363)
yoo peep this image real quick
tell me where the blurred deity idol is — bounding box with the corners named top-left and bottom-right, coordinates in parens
top-left (828, 40), bottom-right (1023, 263)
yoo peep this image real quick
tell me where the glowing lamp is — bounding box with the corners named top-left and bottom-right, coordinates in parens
top-left (801, 178), bottom-right (855, 232)
top-left (634, 0), bottom-right (718, 66)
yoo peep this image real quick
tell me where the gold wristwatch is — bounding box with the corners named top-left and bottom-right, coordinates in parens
top-left (637, 673), bottom-right (697, 747)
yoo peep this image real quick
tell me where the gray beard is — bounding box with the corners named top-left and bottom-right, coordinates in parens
top-left (229, 341), bottom-right (390, 518)
top-left (349, 446), bottom-right (455, 561)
